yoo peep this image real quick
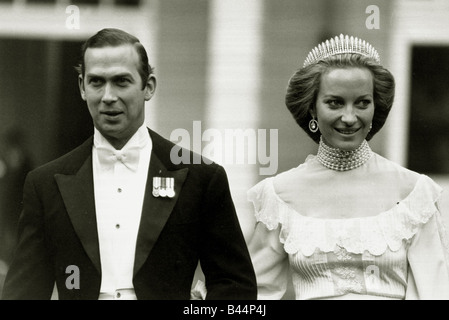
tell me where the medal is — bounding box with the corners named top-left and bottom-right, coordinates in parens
top-left (152, 176), bottom-right (161, 197)
top-left (166, 177), bottom-right (175, 198)
top-left (153, 176), bottom-right (175, 198)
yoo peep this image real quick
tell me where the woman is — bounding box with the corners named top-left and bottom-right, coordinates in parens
top-left (247, 34), bottom-right (449, 300)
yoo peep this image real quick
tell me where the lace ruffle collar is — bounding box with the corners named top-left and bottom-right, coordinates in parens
top-left (248, 174), bottom-right (442, 257)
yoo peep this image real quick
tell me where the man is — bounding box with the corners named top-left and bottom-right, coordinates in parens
top-left (1, 28), bottom-right (256, 300)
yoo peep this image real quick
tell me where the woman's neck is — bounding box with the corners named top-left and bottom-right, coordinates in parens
top-left (316, 137), bottom-right (373, 171)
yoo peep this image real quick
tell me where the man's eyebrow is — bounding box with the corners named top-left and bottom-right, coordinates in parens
top-left (85, 72), bottom-right (134, 79)
top-left (85, 73), bottom-right (101, 78)
top-left (111, 73), bottom-right (134, 78)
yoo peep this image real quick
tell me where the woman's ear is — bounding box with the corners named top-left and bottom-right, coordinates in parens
top-left (309, 108), bottom-right (316, 119)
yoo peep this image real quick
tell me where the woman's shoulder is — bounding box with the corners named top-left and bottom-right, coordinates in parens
top-left (247, 165), bottom-right (307, 230)
top-left (272, 157), bottom-right (319, 194)
top-left (372, 152), bottom-right (422, 184)
top-left (248, 160), bottom-right (310, 193)
top-left (372, 153), bottom-right (443, 217)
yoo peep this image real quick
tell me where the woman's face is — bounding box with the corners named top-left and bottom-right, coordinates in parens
top-left (313, 67), bottom-right (374, 151)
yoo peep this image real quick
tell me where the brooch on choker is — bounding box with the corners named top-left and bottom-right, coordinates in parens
top-left (152, 177), bottom-right (175, 198)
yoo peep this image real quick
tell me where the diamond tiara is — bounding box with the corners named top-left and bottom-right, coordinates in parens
top-left (303, 34), bottom-right (380, 68)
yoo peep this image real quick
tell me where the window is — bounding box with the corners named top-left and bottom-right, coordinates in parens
top-left (408, 46), bottom-right (449, 174)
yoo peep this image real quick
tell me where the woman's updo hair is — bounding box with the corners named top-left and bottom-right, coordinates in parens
top-left (285, 53), bottom-right (395, 143)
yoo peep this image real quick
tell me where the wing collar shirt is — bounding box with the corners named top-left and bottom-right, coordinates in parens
top-left (92, 124), bottom-right (152, 296)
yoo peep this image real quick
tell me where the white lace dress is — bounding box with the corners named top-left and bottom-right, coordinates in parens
top-left (247, 153), bottom-right (449, 300)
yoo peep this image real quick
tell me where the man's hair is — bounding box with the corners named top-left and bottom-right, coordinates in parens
top-left (75, 28), bottom-right (154, 90)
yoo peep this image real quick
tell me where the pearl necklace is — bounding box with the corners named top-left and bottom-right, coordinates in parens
top-left (316, 137), bottom-right (373, 171)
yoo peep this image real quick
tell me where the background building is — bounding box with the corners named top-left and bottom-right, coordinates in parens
top-left (1, 0), bottom-right (448, 297)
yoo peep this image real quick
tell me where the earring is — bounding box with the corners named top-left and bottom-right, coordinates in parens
top-left (309, 118), bottom-right (319, 133)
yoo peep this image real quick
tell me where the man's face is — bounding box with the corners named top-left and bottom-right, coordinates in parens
top-left (79, 44), bottom-right (155, 149)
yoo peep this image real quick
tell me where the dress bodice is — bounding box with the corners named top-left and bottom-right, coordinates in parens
top-left (247, 154), bottom-right (449, 300)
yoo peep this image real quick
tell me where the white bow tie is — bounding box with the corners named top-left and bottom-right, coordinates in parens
top-left (96, 145), bottom-right (141, 171)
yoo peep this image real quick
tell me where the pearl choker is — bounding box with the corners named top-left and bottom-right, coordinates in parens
top-left (316, 137), bottom-right (373, 171)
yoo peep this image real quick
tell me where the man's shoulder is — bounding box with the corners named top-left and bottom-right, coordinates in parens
top-left (30, 136), bottom-right (93, 176)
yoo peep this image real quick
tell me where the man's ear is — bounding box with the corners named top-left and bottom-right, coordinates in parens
top-left (78, 74), bottom-right (86, 101)
top-left (144, 75), bottom-right (157, 101)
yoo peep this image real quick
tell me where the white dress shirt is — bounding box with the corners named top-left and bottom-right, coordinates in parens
top-left (92, 124), bottom-right (152, 297)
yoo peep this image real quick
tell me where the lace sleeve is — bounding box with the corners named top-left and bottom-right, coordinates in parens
top-left (247, 177), bottom-right (284, 230)
top-left (405, 176), bottom-right (449, 299)
top-left (435, 202), bottom-right (449, 276)
top-left (247, 178), bottom-right (290, 299)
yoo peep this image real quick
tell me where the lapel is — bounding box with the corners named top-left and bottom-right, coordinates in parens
top-left (133, 129), bottom-right (189, 276)
top-left (54, 138), bottom-right (102, 274)
top-left (52, 130), bottom-right (189, 277)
